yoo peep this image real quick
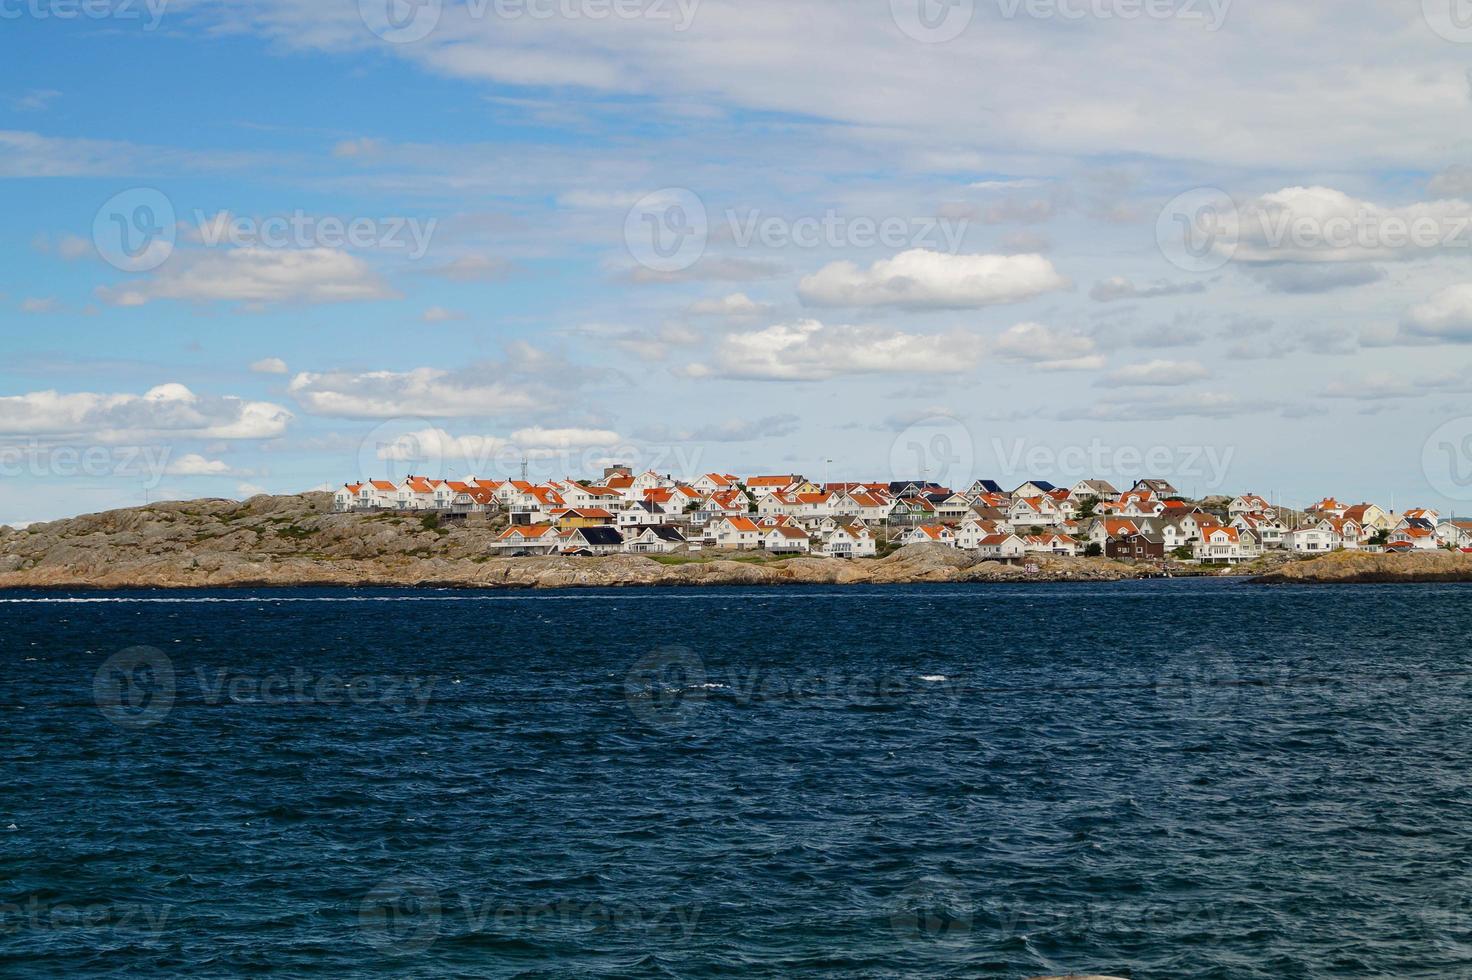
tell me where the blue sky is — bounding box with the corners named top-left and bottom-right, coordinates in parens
top-left (5, 0), bottom-right (1472, 523)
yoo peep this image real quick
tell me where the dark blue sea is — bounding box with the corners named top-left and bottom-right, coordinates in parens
top-left (4, 579), bottom-right (1472, 978)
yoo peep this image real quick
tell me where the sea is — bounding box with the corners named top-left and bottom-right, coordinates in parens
top-left (3, 579), bottom-right (1471, 978)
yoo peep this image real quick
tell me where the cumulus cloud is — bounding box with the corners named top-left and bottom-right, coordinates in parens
top-left (165, 454), bottom-right (247, 477)
top-left (374, 426), bottom-right (623, 467)
top-left (1232, 187), bottom-right (1472, 267)
top-left (0, 384), bottom-right (292, 441)
top-left (797, 249), bottom-right (1068, 310)
top-left (684, 319), bottom-right (982, 381)
top-left (1402, 284), bottom-right (1472, 341)
top-left (990, 322), bottom-right (1103, 372)
top-left (288, 367), bottom-right (542, 418)
top-left (250, 357), bottom-right (289, 375)
top-left (1089, 277), bottom-right (1207, 302)
top-left (687, 292), bottom-right (771, 317)
top-left (98, 248), bottom-right (394, 307)
top-left (507, 426), bottom-right (620, 449)
top-left (1098, 359), bottom-right (1210, 387)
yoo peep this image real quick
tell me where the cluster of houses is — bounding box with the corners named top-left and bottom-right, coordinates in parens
top-left (332, 469), bottom-right (1467, 564)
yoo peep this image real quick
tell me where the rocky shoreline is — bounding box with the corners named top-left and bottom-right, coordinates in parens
top-left (0, 493), bottom-right (1463, 590)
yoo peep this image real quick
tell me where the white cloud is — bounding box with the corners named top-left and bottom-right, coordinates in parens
top-left (1402, 285), bottom-right (1472, 341)
top-left (686, 319), bottom-right (982, 381)
top-left (20, 297), bottom-right (60, 314)
top-left (374, 426), bottom-right (623, 466)
top-left (98, 248), bottom-right (394, 307)
top-left (687, 292), bottom-right (771, 317)
top-left (1233, 187), bottom-right (1472, 266)
top-left (507, 426), bottom-right (620, 449)
top-left (422, 305), bottom-right (467, 323)
top-left (165, 454), bottom-right (245, 477)
top-left (1059, 392), bottom-right (1266, 422)
top-left (798, 249), bottom-right (1068, 310)
top-left (0, 384), bottom-right (292, 441)
top-left (236, 482), bottom-right (268, 499)
top-left (1089, 277), bottom-right (1207, 303)
top-left (990, 322), bottom-right (1103, 372)
top-left (250, 357), bottom-right (289, 375)
top-left (377, 427), bottom-right (509, 462)
top-left (288, 367), bottom-right (543, 418)
top-left (1098, 359), bottom-right (1210, 387)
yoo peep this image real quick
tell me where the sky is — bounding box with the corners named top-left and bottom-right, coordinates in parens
top-left (5, 0), bottom-right (1472, 524)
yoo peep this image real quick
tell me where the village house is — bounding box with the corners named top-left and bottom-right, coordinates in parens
top-left (820, 523), bottom-right (876, 559)
top-left (974, 533), bottom-right (1027, 559)
top-left (492, 524), bottom-right (564, 555)
top-left (1107, 531), bottom-right (1165, 561)
top-left (709, 516), bottom-right (764, 550)
top-left (623, 525), bottom-right (689, 554)
top-left (1068, 479), bottom-right (1120, 502)
top-left (1194, 526), bottom-right (1258, 563)
top-left (1284, 526), bottom-right (1337, 553)
top-left (1228, 493), bottom-right (1272, 517)
top-left (562, 526), bottom-right (625, 556)
top-left (900, 524), bottom-right (958, 547)
top-left (1437, 519), bottom-right (1472, 549)
top-left (1131, 479), bottom-right (1180, 498)
top-left (1025, 533), bottom-right (1080, 557)
top-left (690, 473), bottom-right (740, 494)
top-left (763, 525), bottom-right (812, 554)
top-left (746, 475), bottom-right (804, 498)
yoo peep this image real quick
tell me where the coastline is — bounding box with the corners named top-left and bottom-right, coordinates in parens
top-left (3, 492), bottom-right (1465, 591)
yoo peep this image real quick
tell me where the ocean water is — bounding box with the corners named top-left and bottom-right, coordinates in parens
top-left (3, 579), bottom-right (1472, 978)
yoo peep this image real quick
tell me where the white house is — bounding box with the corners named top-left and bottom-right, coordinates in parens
top-left (709, 516), bottom-right (764, 550)
top-left (1024, 533), bottom-right (1080, 556)
top-left (624, 525), bottom-right (689, 554)
top-left (820, 524), bottom-right (876, 558)
top-left (763, 525), bottom-right (812, 553)
top-left (491, 524), bottom-right (564, 555)
top-left (1194, 526), bottom-right (1258, 563)
top-left (1437, 519), bottom-right (1472, 549)
top-left (1228, 493), bottom-right (1272, 517)
top-left (1284, 526), bottom-right (1337, 554)
top-left (974, 533), bottom-right (1026, 559)
top-left (1068, 479), bottom-right (1119, 502)
top-left (900, 524), bottom-right (958, 547)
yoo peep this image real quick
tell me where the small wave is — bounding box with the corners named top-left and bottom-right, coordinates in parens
top-left (919, 675), bottom-right (949, 682)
